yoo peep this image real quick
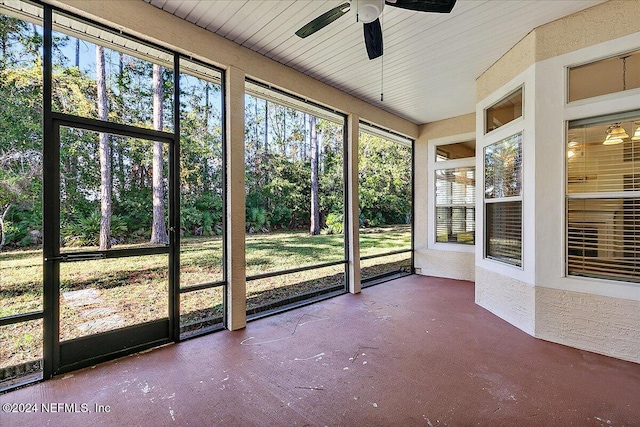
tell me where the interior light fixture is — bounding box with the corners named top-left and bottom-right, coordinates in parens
top-left (632, 122), bottom-right (640, 141)
top-left (603, 123), bottom-right (628, 145)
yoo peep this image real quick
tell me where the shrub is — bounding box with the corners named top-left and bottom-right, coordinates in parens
top-left (62, 211), bottom-right (128, 247)
top-left (323, 212), bottom-right (343, 234)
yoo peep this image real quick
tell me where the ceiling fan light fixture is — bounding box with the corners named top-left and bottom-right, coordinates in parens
top-left (358, 0), bottom-right (385, 23)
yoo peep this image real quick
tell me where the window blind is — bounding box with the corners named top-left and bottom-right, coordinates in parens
top-left (567, 114), bottom-right (640, 283)
top-left (486, 201), bottom-right (522, 267)
top-left (435, 168), bottom-right (475, 244)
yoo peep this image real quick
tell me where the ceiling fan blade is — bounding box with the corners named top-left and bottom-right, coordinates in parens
top-left (295, 2), bottom-right (351, 38)
top-left (363, 18), bottom-right (383, 60)
top-left (385, 0), bottom-right (457, 13)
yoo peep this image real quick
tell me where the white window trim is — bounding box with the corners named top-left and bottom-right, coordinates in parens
top-left (428, 132), bottom-right (476, 253)
top-left (482, 132), bottom-right (524, 269)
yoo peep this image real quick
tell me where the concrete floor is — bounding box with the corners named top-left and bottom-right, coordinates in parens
top-left (1, 275), bottom-right (639, 426)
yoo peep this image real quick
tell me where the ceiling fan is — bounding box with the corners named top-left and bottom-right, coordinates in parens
top-left (295, 0), bottom-right (457, 60)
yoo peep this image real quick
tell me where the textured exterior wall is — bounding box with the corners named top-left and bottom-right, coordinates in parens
top-left (47, 0), bottom-right (418, 138)
top-left (535, 0), bottom-right (640, 63)
top-left (475, 267), bottom-right (536, 335)
top-left (536, 287), bottom-right (640, 364)
top-left (477, 0), bottom-right (640, 103)
top-left (476, 32), bottom-right (536, 103)
top-left (414, 114), bottom-right (476, 281)
top-left (415, 250), bottom-right (475, 282)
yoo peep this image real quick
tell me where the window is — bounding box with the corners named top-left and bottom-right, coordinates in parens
top-left (566, 112), bottom-right (640, 283)
top-left (436, 140), bottom-right (475, 161)
top-left (485, 87), bottom-right (523, 134)
top-left (568, 50), bottom-right (640, 102)
top-left (484, 133), bottom-right (523, 266)
top-left (436, 168), bottom-right (475, 244)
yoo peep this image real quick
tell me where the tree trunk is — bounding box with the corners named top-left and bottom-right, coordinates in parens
top-left (0, 204), bottom-right (10, 252)
top-left (75, 38), bottom-right (80, 68)
top-left (96, 45), bottom-right (112, 250)
top-left (264, 99), bottom-right (269, 154)
top-left (309, 115), bottom-right (320, 235)
top-left (150, 63), bottom-right (168, 245)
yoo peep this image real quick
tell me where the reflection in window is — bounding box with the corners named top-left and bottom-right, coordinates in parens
top-left (485, 87), bottom-right (523, 134)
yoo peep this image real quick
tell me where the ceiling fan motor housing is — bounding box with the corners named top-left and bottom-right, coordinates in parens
top-left (358, 0), bottom-right (385, 23)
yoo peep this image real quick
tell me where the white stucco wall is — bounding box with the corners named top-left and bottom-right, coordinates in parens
top-left (415, 115), bottom-right (476, 282)
top-left (476, 267), bottom-right (536, 335)
top-left (474, 0), bottom-right (640, 363)
top-left (535, 287), bottom-right (640, 364)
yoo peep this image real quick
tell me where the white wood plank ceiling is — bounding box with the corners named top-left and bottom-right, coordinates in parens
top-left (145, 0), bottom-right (605, 125)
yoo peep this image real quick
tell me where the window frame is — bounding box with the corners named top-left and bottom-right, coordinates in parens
top-left (483, 132), bottom-right (524, 268)
top-left (565, 111), bottom-right (640, 283)
top-left (484, 86), bottom-right (524, 135)
top-left (428, 132), bottom-right (476, 251)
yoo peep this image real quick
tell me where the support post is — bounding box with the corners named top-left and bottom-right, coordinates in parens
top-left (225, 66), bottom-right (247, 330)
top-left (347, 115), bottom-right (361, 293)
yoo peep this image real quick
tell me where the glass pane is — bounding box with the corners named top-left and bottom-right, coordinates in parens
top-left (180, 287), bottom-right (224, 338)
top-left (436, 140), bottom-right (475, 161)
top-left (568, 198), bottom-right (639, 283)
top-left (59, 127), bottom-right (169, 252)
top-left (361, 252), bottom-right (412, 283)
top-left (484, 133), bottom-right (522, 199)
top-left (1, 319), bottom-right (43, 388)
top-left (246, 264), bottom-right (345, 314)
top-left (0, 3), bottom-right (44, 318)
top-left (180, 59), bottom-right (224, 287)
top-left (59, 255), bottom-right (168, 341)
top-left (436, 207), bottom-right (475, 244)
top-left (52, 12), bottom-right (174, 131)
top-left (569, 50), bottom-right (640, 102)
top-left (485, 87), bottom-right (523, 133)
top-left (486, 201), bottom-right (522, 267)
top-left (359, 130), bottom-right (412, 268)
top-left (567, 116), bottom-right (640, 194)
top-left (436, 167), bottom-right (476, 205)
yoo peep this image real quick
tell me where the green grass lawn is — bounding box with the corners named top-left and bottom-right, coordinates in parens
top-left (0, 226), bottom-right (411, 371)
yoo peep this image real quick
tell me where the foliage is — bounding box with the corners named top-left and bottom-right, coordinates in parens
top-left (358, 134), bottom-right (412, 226)
top-left (323, 212), bottom-right (344, 235)
top-left (0, 13), bottom-right (412, 253)
top-left (62, 211), bottom-right (128, 247)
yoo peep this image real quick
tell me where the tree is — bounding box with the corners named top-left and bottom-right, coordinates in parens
top-left (96, 45), bottom-right (112, 250)
top-left (309, 115), bottom-right (320, 235)
top-left (150, 63), bottom-right (168, 244)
